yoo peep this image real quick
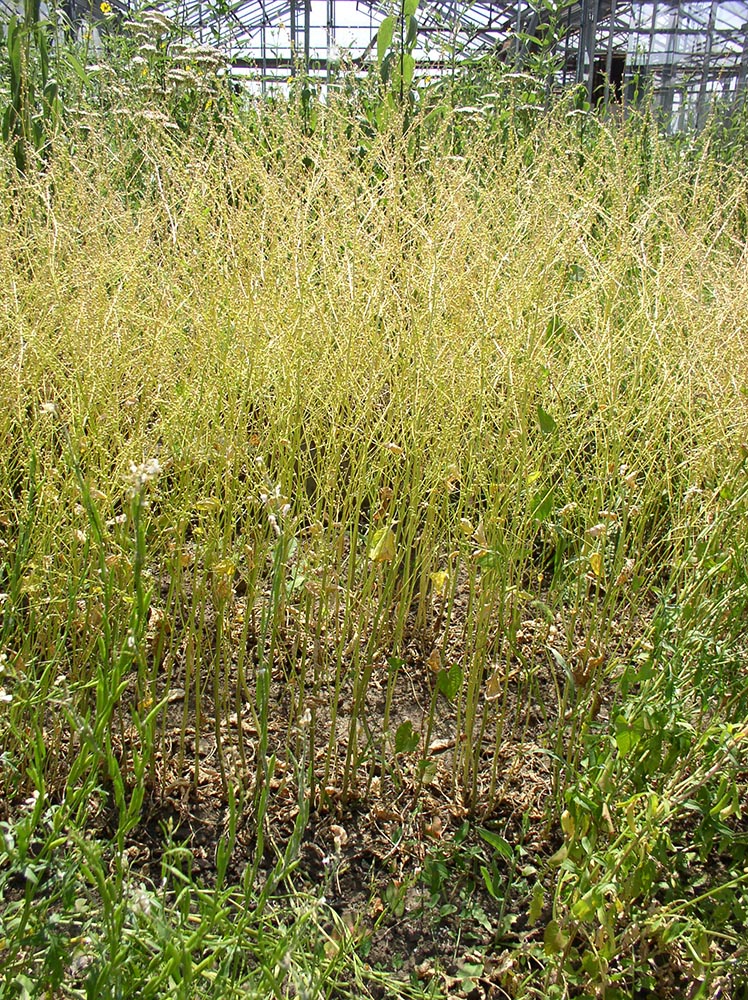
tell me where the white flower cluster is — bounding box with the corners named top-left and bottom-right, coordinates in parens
top-left (260, 483), bottom-right (291, 537)
top-left (128, 458), bottom-right (162, 495)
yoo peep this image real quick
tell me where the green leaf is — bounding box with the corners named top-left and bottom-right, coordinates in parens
top-left (529, 881), bottom-right (544, 924)
top-left (581, 951), bottom-right (602, 976)
top-left (458, 960), bottom-right (484, 981)
top-left (477, 828), bottom-right (513, 861)
top-left (614, 715), bottom-right (645, 757)
top-left (480, 864), bottom-right (500, 900)
top-left (65, 51), bottom-right (92, 87)
top-left (395, 720), bottom-right (419, 754)
top-left (661, 920), bottom-right (689, 944)
top-left (436, 662), bottom-right (463, 702)
top-left (377, 16), bottom-right (395, 66)
top-left (380, 49), bottom-right (393, 86)
top-left (402, 51), bottom-right (415, 89)
top-left (23, 865), bottom-right (40, 888)
top-left (531, 487), bottom-right (554, 521)
top-left (537, 404), bottom-right (557, 435)
top-left (403, 0), bottom-right (419, 16)
top-left (543, 919), bottom-right (568, 955)
top-left (477, 549), bottom-right (502, 570)
top-left (406, 14), bottom-right (418, 49)
top-left (571, 888), bottom-right (598, 921)
top-left (37, 27), bottom-right (49, 84)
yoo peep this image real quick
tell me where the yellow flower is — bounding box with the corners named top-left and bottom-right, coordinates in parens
top-left (100, 2), bottom-right (112, 13)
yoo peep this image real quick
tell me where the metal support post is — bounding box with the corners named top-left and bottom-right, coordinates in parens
top-left (604, 0), bottom-right (618, 106)
top-left (587, 0), bottom-right (599, 104)
top-left (304, 0), bottom-right (311, 72)
top-left (738, 21), bottom-right (748, 95)
top-left (696, 0), bottom-right (718, 128)
top-left (577, 0), bottom-right (598, 101)
top-left (261, 21), bottom-right (266, 92)
top-left (327, 0), bottom-right (335, 82)
top-left (576, 0), bottom-right (589, 84)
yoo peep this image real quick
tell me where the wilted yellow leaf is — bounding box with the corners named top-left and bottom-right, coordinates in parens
top-left (459, 518), bottom-right (473, 536)
top-left (430, 570), bottom-right (449, 597)
top-left (589, 552), bottom-right (604, 577)
top-left (561, 809), bottom-right (575, 839)
top-left (614, 558), bottom-right (635, 586)
top-left (212, 559), bottom-right (235, 576)
top-left (369, 526), bottom-right (396, 563)
top-left (485, 667), bottom-right (503, 701)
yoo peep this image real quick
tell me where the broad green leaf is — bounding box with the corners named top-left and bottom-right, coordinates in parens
top-left (477, 828), bottom-right (513, 861)
top-left (369, 526), bottom-right (396, 562)
top-left (661, 920), bottom-right (689, 944)
top-left (614, 714), bottom-right (645, 757)
top-left (531, 487), bottom-right (554, 521)
top-left (581, 951), bottom-right (602, 977)
top-left (537, 404), bottom-right (557, 435)
top-left (477, 549), bottom-right (502, 571)
top-left (571, 889), bottom-right (598, 921)
top-left (459, 960), bottom-right (484, 980)
top-left (543, 919), bottom-right (567, 955)
top-left (377, 16), bottom-right (395, 65)
top-left (403, 0), bottom-right (419, 16)
top-left (436, 662), bottom-right (463, 702)
top-left (395, 720), bottom-right (419, 754)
